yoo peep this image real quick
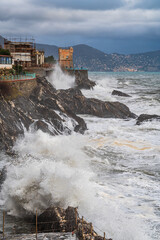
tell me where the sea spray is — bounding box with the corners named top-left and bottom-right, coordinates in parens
top-left (48, 64), bottom-right (75, 89)
top-left (0, 72), bottom-right (159, 240)
top-left (0, 130), bottom-right (96, 215)
top-left (0, 129), bottom-right (151, 240)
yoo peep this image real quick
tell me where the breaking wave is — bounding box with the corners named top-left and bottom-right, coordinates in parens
top-left (0, 129), bottom-right (151, 240)
top-left (1, 71), bottom-right (160, 240)
top-left (48, 64), bottom-right (75, 89)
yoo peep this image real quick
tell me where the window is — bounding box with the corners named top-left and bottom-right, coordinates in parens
top-left (0, 56), bottom-right (12, 64)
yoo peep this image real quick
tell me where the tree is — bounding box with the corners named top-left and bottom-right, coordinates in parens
top-left (0, 49), bottom-right (10, 55)
top-left (44, 55), bottom-right (56, 64)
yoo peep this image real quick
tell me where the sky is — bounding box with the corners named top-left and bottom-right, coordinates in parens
top-left (0, 0), bottom-right (160, 54)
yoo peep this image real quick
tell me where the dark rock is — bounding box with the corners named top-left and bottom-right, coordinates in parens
top-left (136, 114), bottom-right (160, 125)
top-left (37, 206), bottom-right (112, 240)
top-left (65, 206), bottom-right (77, 232)
top-left (0, 76), bottom-right (136, 152)
top-left (34, 120), bottom-right (56, 135)
top-left (0, 167), bottom-right (6, 189)
top-left (74, 70), bottom-right (96, 89)
top-left (56, 88), bottom-right (136, 119)
top-left (0, 77), bottom-right (87, 151)
top-left (112, 90), bottom-right (131, 97)
top-left (37, 206), bottom-right (77, 233)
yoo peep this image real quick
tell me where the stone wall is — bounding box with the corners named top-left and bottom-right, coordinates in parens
top-left (0, 79), bottom-right (37, 100)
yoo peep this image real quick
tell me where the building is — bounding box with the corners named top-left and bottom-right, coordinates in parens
top-left (4, 39), bottom-right (44, 68)
top-left (0, 55), bottom-right (12, 69)
top-left (35, 50), bottom-right (45, 66)
top-left (58, 47), bottom-right (73, 69)
top-left (4, 40), bottom-right (33, 67)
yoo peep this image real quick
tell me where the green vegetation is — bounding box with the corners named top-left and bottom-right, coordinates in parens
top-left (0, 68), bottom-right (15, 76)
top-left (13, 64), bottom-right (23, 74)
top-left (0, 49), bottom-right (10, 55)
top-left (44, 55), bottom-right (56, 64)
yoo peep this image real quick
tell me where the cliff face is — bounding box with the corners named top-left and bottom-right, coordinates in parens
top-left (0, 77), bottom-right (87, 152)
top-left (0, 79), bottom-right (37, 100)
top-left (0, 76), bottom-right (136, 152)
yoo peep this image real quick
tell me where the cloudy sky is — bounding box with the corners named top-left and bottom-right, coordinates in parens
top-left (0, 0), bottom-right (160, 54)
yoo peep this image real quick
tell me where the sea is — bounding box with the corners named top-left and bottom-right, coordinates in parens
top-left (0, 66), bottom-right (160, 240)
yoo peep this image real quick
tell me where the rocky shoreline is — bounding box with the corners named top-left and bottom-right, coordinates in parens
top-left (0, 74), bottom-right (159, 239)
top-left (0, 76), bottom-right (137, 153)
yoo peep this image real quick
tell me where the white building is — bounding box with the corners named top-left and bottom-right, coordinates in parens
top-left (0, 55), bottom-right (12, 69)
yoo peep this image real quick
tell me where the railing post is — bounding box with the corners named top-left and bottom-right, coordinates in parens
top-left (36, 209), bottom-right (38, 240)
top-left (104, 232), bottom-right (105, 240)
top-left (3, 211), bottom-right (5, 239)
top-left (82, 216), bottom-right (84, 240)
top-left (75, 208), bottom-right (77, 230)
top-left (90, 223), bottom-right (93, 240)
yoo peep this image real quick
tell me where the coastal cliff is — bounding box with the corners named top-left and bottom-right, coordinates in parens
top-left (0, 77), bottom-right (87, 152)
top-left (0, 76), bottom-right (136, 152)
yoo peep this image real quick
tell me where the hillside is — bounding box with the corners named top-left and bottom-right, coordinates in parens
top-left (37, 43), bottom-right (59, 59)
top-left (36, 43), bottom-right (160, 72)
top-left (73, 45), bottom-right (160, 72)
top-left (0, 35), bottom-right (160, 71)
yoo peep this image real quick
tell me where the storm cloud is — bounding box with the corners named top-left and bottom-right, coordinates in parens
top-left (0, 0), bottom-right (160, 53)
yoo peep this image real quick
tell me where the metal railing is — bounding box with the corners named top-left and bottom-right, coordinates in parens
top-left (0, 209), bottom-right (112, 240)
top-left (0, 73), bottom-right (36, 81)
top-left (66, 67), bottom-right (88, 71)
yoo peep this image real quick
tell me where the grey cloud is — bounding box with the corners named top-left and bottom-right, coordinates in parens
top-left (133, 0), bottom-right (160, 9)
top-left (33, 0), bottom-right (123, 10)
top-left (0, 0), bottom-right (160, 53)
top-left (1, 4), bottom-right (160, 37)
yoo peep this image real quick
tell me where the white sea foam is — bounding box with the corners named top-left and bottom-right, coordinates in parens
top-left (1, 131), bottom-right (96, 214)
top-left (0, 129), bottom-right (152, 240)
top-left (82, 75), bottom-right (117, 101)
top-left (48, 64), bottom-right (75, 89)
top-left (0, 72), bottom-right (160, 240)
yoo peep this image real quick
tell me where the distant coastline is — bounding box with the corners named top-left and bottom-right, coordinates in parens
top-left (36, 43), bottom-right (160, 72)
top-left (0, 35), bottom-right (160, 72)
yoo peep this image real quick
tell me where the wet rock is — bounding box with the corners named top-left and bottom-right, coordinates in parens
top-left (37, 206), bottom-right (112, 240)
top-left (34, 120), bottom-right (56, 135)
top-left (56, 88), bottom-right (136, 119)
top-left (37, 206), bottom-right (76, 233)
top-left (0, 77), bottom-right (87, 151)
top-left (112, 90), bottom-right (131, 97)
top-left (0, 167), bottom-right (6, 189)
top-left (136, 114), bottom-right (160, 125)
top-left (74, 70), bottom-right (96, 89)
top-left (0, 76), bottom-right (136, 152)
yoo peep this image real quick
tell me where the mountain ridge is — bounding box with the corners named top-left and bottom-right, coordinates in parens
top-left (36, 43), bottom-right (160, 71)
top-left (0, 35), bottom-right (160, 71)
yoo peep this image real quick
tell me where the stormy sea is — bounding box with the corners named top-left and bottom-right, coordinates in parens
top-left (0, 68), bottom-right (160, 240)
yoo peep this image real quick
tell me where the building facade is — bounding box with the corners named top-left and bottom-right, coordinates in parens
top-left (0, 55), bottom-right (12, 69)
top-left (58, 47), bottom-right (73, 69)
top-left (35, 50), bottom-right (45, 66)
top-left (4, 39), bottom-right (44, 68)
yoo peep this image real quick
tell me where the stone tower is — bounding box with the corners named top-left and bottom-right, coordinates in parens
top-left (58, 47), bottom-right (73, 69)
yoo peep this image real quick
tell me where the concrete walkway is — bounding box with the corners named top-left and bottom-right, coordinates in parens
top-left (0, 232), bottom-right (77, 240)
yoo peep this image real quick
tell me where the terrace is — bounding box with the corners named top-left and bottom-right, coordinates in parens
top-left (0, 73), bottom-right (36, 82)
